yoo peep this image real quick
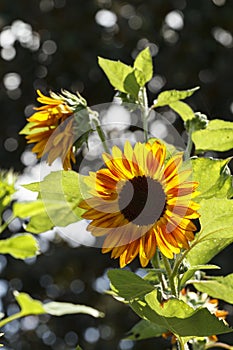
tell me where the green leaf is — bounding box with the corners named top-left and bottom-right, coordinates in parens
top-left (76, 347), bottom-right (83, 350)
top-left (169, 100), bottom-right (195, 121)
top-left (15, 171), bottom-right (86, 233)
top-left (108, 269), bottom-right (154, 300)
top-left (192, 119), bottom-right (233, 152)
top-left (130, 289), bottom-right (232, 337)
top-left (192, 157), bottom-right (233, 201)
top-left (14, 291), bottom-right (45, 316)
top-left (187, 198), bottom-right (233, 266)
top-left (19, 122), bottom-right (48, 136)
top-left (43, 301), bottom-right (104, 318)
top-left (98, 57), bottom-right (140, 97)
top-left (153, 87), bottom-right (199, 108)
top-left (123, 70), bottom-right (140, 98)
top-left (193, 274), bottom-right (233, 304)
top-left (133, 47), bottom-right (153, 86)
top-left (126, 319), bottom-right (167, 340)
top-left (0, 234), bottom-right (39, 259)
top-left (180, 265), bottom-right (220, 287)
top-left (0, 170), bottom-right (16, 219)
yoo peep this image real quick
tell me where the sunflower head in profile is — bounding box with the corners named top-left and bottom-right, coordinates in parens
top-left (79, 140), bottom-right (200, 268)
top-left (23, 90), bottom-right (76, 170)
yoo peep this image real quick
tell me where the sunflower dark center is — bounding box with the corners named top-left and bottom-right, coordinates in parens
top-left (118, 176), bottom-right (166, 226)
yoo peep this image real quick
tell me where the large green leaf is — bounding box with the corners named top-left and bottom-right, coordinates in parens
top-left (187, 198), bottom-right (233, 266)
top-left (108, 269), bottom-right (154, 300)
top-left (133, 47), bottom-right (153, 86)
top-left (192, 157), bottom-right (233, 201)
top-left (153, 87), bottom-right (199, 108)
top-left (126, 319), bottom-right (167, 340)
top-left (0, 234), bottom-right (39, 259)
top-left (108, 270), bottom-right (232, 337)
top-left (14, 171), bottom-right (85, 233)
top-left (98, 57), bottom-right (140, 97)
top-left (130, 290), bottom-right (232, 337)
top-left (44, 302), bottom-right (104, 318)
top-left (193, 274), bottom-right (233, 304)
top-left (192, 119), bottom-right (233, 152)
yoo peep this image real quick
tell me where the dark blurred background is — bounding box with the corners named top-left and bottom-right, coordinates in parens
top-left (0, 0), bottom-right (233, 349)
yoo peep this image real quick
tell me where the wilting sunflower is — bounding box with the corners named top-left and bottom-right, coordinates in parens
top-left (79, 140), bottom-right (199, 267)
top-left (24, 90), bottom-right (75, 170)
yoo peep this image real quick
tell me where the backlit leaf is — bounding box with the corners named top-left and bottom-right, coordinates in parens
top-left (44, 302), bottom-right (104, 318)
top-left (192, 157), bottom-right (233, 201)
top-left (0, 234), bottom-right (39, 259)
top-left (14, 291), bottom-right (45, 316)
top-left (15, 171), bottom-right (86, 233)
top-left (133, 47), bottom-right (153, 86)
top-left (187, 198), bottom-right (233, 265)
top-left (98, 57), bottom-right (140, 97)
top-left (153, 87), bottom-right (199, 108)
top-left (169, 100), bottom-right (195, 121)
top-left (192, 119), bottom-right (233, 152)
top-left (193, 274), bottom-right (233, 304)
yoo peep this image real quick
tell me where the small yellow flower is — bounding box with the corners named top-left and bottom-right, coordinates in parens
top-left (25, 90), bottom-right (75, 170)
top-left (79, 140), bottom-right (200, 267)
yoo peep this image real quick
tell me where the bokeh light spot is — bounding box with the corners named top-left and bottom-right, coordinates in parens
top-left (84, 327), bottom-right (100, 343)
top-left (4, 138), bottom-right (18, 152)
top-left (165, 10), bottom-right (184, 30)
top-left (1, 46), bottom-right (16, 61)
top-left (95, 9), bottom-right (117, 28)
top-left (3, 72), bottom-right (21, 91)
top-left (42, 40), bottom-right (57, 55)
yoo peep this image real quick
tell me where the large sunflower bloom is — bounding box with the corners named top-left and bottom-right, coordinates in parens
top-left (25, 90), bottom-right (75, 170)
top-left (79, 140), bottom-right (199, 268)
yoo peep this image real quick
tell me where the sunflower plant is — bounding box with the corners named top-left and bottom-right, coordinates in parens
top-left (11, 47), bottom-right (233, 349)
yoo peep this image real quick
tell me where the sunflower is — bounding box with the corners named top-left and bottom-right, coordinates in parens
top-left (79, 140), bottom-right (199, 268)
top-left (25, 90), bottom-right (75, 170)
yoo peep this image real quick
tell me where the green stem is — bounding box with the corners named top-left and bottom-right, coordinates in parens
top-left (184, 126), bottom-right (194, 160)
top-left (0, 215), bottom-right (15, 234)
top-left (177, 336), bottom-right (189, 350)
top-left (0, 312), bottom-right (22, 328)
top-left (162, 254), bottom-right (177, 297)
top-left (139, 87), bottom-right (149, 142)
top-left (92, 118), bottom-right (110, 153)
top-left (151, 251), bottom-right (167, 291)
